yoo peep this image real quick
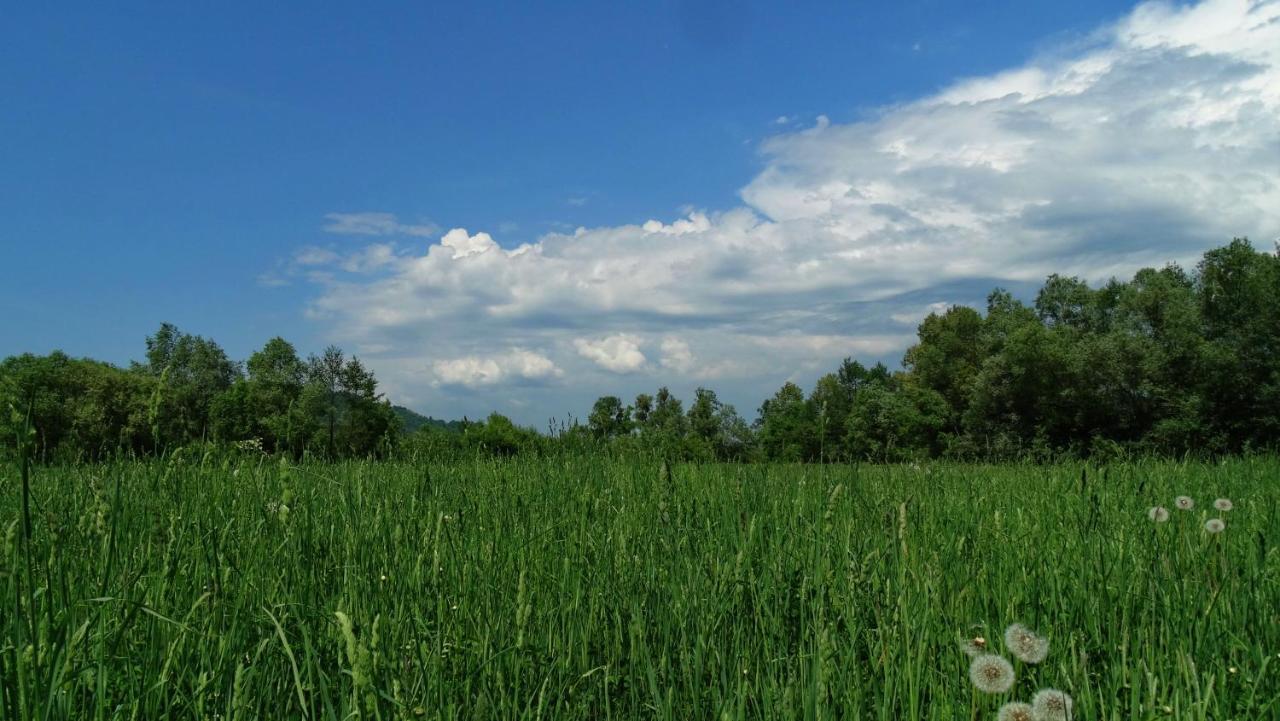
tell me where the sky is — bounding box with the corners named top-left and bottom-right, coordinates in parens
top-left (3, 0), bottom-right (1279, 426)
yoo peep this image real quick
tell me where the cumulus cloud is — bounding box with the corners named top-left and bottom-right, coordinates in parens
top-left (432, 349), bottom-right (562, 388)
top-left (323, 212), bottom-right (439, 238)
top-left (660, 337), bottom-right (696, 373)
top-left (574, 335), bottom-right (648, 373)
top-left (296, 0), bottom-right (1280, 422)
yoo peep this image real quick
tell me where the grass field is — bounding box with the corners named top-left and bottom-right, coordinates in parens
top-left (1, 455), bottom-right (1277, 719)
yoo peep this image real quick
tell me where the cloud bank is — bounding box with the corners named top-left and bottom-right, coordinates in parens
top-left (297, 0), bottom-right (1280, 422)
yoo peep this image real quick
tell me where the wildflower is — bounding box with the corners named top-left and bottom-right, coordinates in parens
top-left (997, 702), bottom-right (1035, 721)
top-left (969, 654), bottom-right (1015, 694)
top-left (1175, 496), bottom-right (1194, 511)
top-left (1004, 623), bottom-right (1049, 664)
top-left (1213, 498), bottom-right (1233, 511)
top-left (1204, 518), bottom-right (1225, 534)
top-left (1148, 506), bottom-right (1170, 522)
top-left (1032, 688), bottom-right (1074, 721)
top-left (959, 636), bottom-right (988, 657)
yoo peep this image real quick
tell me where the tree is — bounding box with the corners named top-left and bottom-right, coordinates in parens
top-left (301, 346), bottom-right (397, 458)
top-left (1, 352), bottom-right (154, 460)
top-left (685, 387), bottom-right (752, 460)
top-left (588, 395), bottom-right (632, 439)
top-left (245, 337), bottom-right (306, 452)
top-left (845, 377), bottom-right (947, 461)
top-left (756, 382), bottom-right (816, 461)
top-left (464, 413), bottom-right (539, 456)
top-left (903, 306), bottom-right (984, 432)
top-left (143, 323), bottom-right (241, 447)
top-left (1193, 239), bottom-right (1280, 450)
top-left (633, 393), bottom-right (653, 425)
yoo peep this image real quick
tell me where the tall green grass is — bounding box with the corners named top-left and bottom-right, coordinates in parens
top-left (1, 456), bottom-right (1276, 719)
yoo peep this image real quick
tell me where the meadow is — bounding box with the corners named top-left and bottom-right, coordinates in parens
top-left (1, 454), bottom-right (1277, 720)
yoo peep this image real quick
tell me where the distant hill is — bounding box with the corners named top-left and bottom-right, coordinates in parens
top-left (392, 405), bottom-right (466, 434)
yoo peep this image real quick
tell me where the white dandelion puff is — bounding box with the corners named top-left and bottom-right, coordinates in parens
top-left (1147, 506), bottom-right (1170, 522)
top-left (1214, 498), bottom-right (1233, 511)
top-left (997, 701), bottom-right (1035, 721)
top-left (968, 654), bottom-right (1015, 694)
top-left (1032, 688), bottom-right (1074, 721)
top-left (1004, 623), bottom-right (1049, 664)
top-left (1175, 496), bottom-right (1194, 511)
top-left (1204, 518), bottom-right (1225, 534)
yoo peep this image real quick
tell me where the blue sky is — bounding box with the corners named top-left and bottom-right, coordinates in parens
top-left (4, 0), bottom-right (1279, 425)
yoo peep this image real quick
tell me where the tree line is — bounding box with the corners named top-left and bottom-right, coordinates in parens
top-left (574, 238), bottom-right (1280, 461)
top-left (4, 238), bottom-right (1278, 462)
top-left (1, 324), bottom-right (398, 461)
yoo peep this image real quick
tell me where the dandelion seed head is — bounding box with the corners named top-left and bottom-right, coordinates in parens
top-left (1032, 688), bottom-right (1074, 721)
top-left (1204, 518), bottom-right (1225, 534)
top-left (1148, 506), bottom-right (1170, 522)
top-left (1214, 498), bottom-right (1233, 511)
top-left (1004, 623), bottom-right (1049, 664)
top-left (1175, 495), bottom-right (1194, 510)
top-left (997, 702), bottom-right (1035, 721)
top-left (968, 654), bottom-right (1015, 694)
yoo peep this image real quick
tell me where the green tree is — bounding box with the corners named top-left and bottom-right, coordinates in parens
top-left (685, 387), bottom-right (752, 460)
top-left (756, 382), bottom-right (816, 461)
top-left (845, 377), bottom-right (947, 461)
top-left (300, 347), bottom-right (397, 458)
top-left (587, 395), bottom-right (632, 439)
top-left (143, 323), bottom-right (241, 447)
top-left (903, 306), bottom-right (984, 432)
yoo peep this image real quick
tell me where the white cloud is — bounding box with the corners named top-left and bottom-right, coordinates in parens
top-left (440, 228), bottom-right (499, 259)
top-left (574, 335), bottom-right (647, 373)
top-left (660, 337), bottom-right (695, 373)
top-left (432, 349), bottom-right (562, 388)
top-left (294, 246), bottom-right (340, 266)
top-left (297, 0), bottom-right (1280, 422)
top-left (891, 302), bottom-right (954, 325)
top-left (323, 212), bottom-right (438, 238)
top-left (339, 243), bottom-right (398, 273)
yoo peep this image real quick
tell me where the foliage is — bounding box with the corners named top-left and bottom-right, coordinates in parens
top-left (1, 327), bottom-right (397, 460)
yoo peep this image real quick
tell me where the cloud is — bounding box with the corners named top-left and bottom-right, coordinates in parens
top-left (574, 335), bottom-right (648, 373)
top-left (891, 302), bottom-right (954, 325)
top-left (432, 349), bottom-right (562, 388)
top-left (296, 0), bottom-right (1280, 423)
top-left (294, 246), bottom-right (340, 266)
top-left (439, 228), bottom-right (499, 259)
top-left (323, 212), bottom-right (439, 238)
top-left (660, 337), bottom-right (695, 373)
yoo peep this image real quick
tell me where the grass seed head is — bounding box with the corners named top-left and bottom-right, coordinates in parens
top-left (1032, 688), bottom-right (1074, 721)
top-left (1148, 506), bottom-right (1170, 522)
top-left (1175, 495), bottom-right (1194, 511)
top-left (968, 654), bottom-right (1015, 694)
top-left (1204, 518), bottom-right (1225, 534)
top-left (1004, 623), bottom-right (1049, 664)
